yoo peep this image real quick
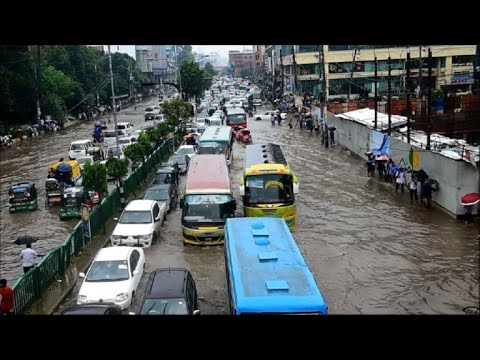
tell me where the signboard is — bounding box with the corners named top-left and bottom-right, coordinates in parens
top-left (81, 204), bottom-right (91, 241)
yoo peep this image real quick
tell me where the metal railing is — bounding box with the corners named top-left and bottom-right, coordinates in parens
top-left (12, 132), bottom-right (179, 314)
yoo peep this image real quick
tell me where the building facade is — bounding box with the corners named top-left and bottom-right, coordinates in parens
top-left (276, 45), bottom-right (476, 99)
top-left (228, 50), bottom-right (256, 78)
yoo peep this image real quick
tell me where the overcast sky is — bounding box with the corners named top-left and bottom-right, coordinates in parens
top-left (192, 45), bottom-right (253, 58)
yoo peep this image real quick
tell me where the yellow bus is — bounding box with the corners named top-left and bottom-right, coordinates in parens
top-left (239, 143), bottom-right (299, 229)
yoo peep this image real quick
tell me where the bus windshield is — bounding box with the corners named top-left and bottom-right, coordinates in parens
top-left (183, 194), bottom-right (234, 222)
top-left (198, 142), bottom-right (228, 155)
top-left (244, 174), bottom-right (294, 205)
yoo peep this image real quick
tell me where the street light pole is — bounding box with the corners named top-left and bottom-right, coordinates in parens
top-left (108, 45), bottom-right (125, 208)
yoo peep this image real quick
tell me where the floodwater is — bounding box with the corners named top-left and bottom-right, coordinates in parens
top-left (10, 104), bottom-right (479, 314)
top-left (0, 99), bottom-right (158, 284)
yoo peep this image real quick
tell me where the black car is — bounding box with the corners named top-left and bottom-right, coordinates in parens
top-left (168, 154), bottom-right (189, 175)
top-left (143, 184), bottom-right (178, 213)
top-left (60, 303), bottom-right (122, 315)
top-left (134, 268), bottom-right (199, 315)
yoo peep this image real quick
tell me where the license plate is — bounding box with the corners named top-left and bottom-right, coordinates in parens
top-left (205, 238), bottom-right (212, 241)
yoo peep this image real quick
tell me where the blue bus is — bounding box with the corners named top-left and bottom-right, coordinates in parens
top-left (224, 217), bottom-right (328, 315)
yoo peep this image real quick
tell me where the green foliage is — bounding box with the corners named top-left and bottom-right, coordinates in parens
top-left (162, 97), bottom-right (191, 126)
top-left (124, 143), bottom-right (145, 164)
top-left (82, 161), bottom-right (108, 198)
top-left (203, 62), bottom-right (217, 77)
top-left (105, 156), bottom-right (129, 189)
top-left (180, 60), bottom-right (205, 101)
top-left (177, 45), bottom-right (194, 63)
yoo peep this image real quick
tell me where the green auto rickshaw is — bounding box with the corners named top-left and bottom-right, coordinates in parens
top-left (59, 187), bottom-right (87, 220)
top-left (8, 181), bottom-right (38, 213)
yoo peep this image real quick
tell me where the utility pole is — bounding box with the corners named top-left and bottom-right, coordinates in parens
top-left (292, 46), bottom-right (298, 95)
top-left (387, 56), bottom-right (392, 136)
top-left (418, 45), bottom-right (424, 116)
top-left (406, 51), bottom-right (411, 143)
top-left (347, 48), bottom-right (358, 109)
top-left (94, 64), bottom-right (100, 107)
top-left (34, 45), bottom-right (41, 124)
top-left (280, 49), bottom-right (284, 96)
top-left (108, 45), bottom-right (125, 208)
top-left (318, 45), bottom-right (328, 148)
top-left (374, 56), bottom-right (378, 129)
top-left (426, 46), bottom-right (432, 151)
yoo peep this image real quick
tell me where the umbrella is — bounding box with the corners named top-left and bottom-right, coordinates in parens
top-left (461, 192), bottom-right (480, 206)
top-left (13, 234), bottom-right (38, 246)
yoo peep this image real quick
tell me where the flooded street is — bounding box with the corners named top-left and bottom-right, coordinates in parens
top-left (0, 99), bottom-right (158, 284)
top-left (54, 104), bottom-right (479, 315)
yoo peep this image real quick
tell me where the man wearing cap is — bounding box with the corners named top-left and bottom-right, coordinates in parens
top-left (0, 278), bottom-right (14, 315)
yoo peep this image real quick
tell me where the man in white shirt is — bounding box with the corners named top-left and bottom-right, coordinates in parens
top-left (21, 244), bottom-right (38, 273)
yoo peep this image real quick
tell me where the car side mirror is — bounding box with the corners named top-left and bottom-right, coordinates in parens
top-left (239, 185), bottom-right (245, 196)
top-left (133, 269), bottom-right (140, 276)
top-left (180, 198), bottom-right (184, 208)
top-left (293, 182), bottom-right (299, 195)
top-left (193, 310), bottom-right (201, 315)
top-left (113, 217), bottom-right (119, 221)
top-left (79, 272), bottom-right (85, 278)
top-left (155, 216), bottom-right (161, 222)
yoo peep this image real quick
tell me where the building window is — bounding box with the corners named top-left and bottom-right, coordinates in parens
top-left (452, 55), bottom-right (474, 66)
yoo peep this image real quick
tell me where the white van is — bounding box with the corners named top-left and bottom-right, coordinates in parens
top-left (116, 122), bottom-right (133, 136)
top-left (69, 139), bottom-right (94, 160)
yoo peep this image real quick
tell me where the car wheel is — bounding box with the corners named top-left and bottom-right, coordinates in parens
top-left (131, 292), bottom-right (135, 307)
top-left (255, 117), bottom-right (261, 121)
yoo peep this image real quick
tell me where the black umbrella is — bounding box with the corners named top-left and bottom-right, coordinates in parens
top-left (13, 235), bottom-right (38, 246)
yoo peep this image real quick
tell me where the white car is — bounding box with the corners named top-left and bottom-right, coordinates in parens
top-left (175, 145), bottom-right (196, 159)
top-left (69, 139), bottom-right (94, 160)
top-left (107, 146), bottom-right (126, 161)
top-left (110, 199), bottom-right (165, 248)
top-left (77, 246), bottom-right (145, 310)
top-left (254, 111), bottom-right (287, 121)
top-left (117, 136), bottom-right (137, 148)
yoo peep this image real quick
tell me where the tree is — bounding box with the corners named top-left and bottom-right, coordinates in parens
top-left (177, 45), bottom-right (194, 63)
top-left (82, 161), bottom-right (108, 201)
top-left (180, 60), bottom-right (205, 100)
top-left (203, 62), bottom-right (217, 77)
top-left (162, 97), bottom-right (191, 126)
top-left (105, 157), bottom-right (129, 190)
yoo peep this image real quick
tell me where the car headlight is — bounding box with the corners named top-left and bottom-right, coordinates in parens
top-left (114, 293), bottom-right (129, 303)
top-left (140, 234), bottom-right (152, 240)
top-left (111, 235), bottom-right (121, 241)
top-left (77, 295), bottom-right (88, 304)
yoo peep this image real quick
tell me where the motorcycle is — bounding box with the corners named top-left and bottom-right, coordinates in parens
top-left (92, 125), bottom-right (104, 143)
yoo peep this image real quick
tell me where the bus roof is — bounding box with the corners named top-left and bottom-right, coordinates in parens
top-left (244, 143), bottom-right (288, 169)
top-left (185, 155), bottom-right (231, 194)
top-left (225, 217), bottom-right (328, 314)
top-left (226, 107), bottom-right (246, 115)
top-left (199, 126), bottom-right (233, 143)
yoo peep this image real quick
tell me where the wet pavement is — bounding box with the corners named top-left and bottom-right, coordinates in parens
top-left (53, 104), bottom-right (479, 315)
top-left (0, 98), bottom-right (160, 284)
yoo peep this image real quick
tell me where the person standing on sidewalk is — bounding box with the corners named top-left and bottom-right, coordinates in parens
top-left (21, 244), bottom-right (38, 274)
top-left (408, 176), bottom-right (418, 201)
top-left (395, 168), bottom-right (406, 193)
top-left (0, 278), bottom-right (14, 315)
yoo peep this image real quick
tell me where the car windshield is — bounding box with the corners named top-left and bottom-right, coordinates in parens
top-left (144, 189), bottom-right (169, 201)
top-left (119, 210), bottom-right (152, 224)
top-left (169, 156), bottom-right (186, 165)
top-left (177, 148), bottom-right (194, 155)
top-left (118, 139), bottom-right (131, 145)
top-left (104, 132), bottom-right (116, 138)
top-left (71, 143), bottom-right (85, 150)
top-left (86, 260), bottom-right (129, 282)
top-left (76, 157), bottom-right (92, 165)
top-left (183, 194), bottom-right (234, 221)
top-left (139, 298), bottom-right (189, 315)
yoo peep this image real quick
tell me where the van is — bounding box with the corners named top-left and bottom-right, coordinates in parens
top-left (116, 122), bottom-right (133, 136)
top-left (69, 139), bottom-right (94, 160)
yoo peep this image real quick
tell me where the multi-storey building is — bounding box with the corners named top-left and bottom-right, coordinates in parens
top-left (267, 45), bottom-right (477, 99)
top-left (228, 50), bottom-right (256, 78)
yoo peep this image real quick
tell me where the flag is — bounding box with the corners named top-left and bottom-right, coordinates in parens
top-left (409, 146), bottom-right (420, 170)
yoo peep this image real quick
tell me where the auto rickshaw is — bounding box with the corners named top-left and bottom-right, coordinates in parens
top-left (48, 160), bottom-right (81, 186)
top-left (59, 187), bottom-right (87, 220)
top-left (8, 181), bottom-right (38, 213)
top-left (154, 162), bottom-right (179, 187)
top-left (86, 146), bottom-right (106, 162)
top-left (45, 178), bottom-right (63, 208)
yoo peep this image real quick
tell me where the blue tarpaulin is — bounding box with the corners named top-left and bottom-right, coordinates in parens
top-left (370, 130), bottom-right (390, 156)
